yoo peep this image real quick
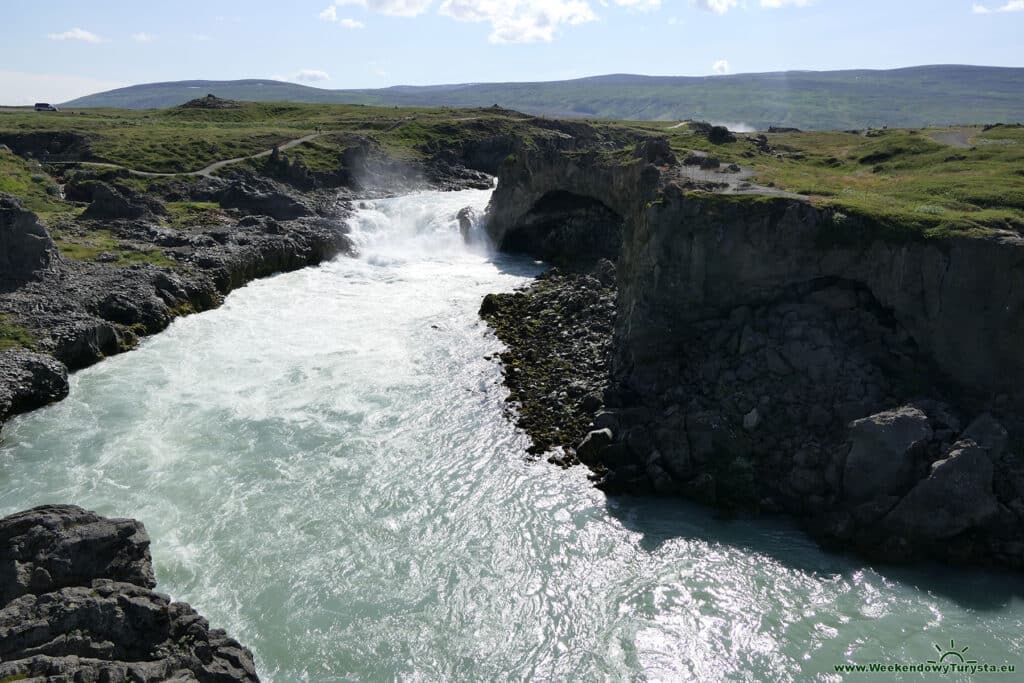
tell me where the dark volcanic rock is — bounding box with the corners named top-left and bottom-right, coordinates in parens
top-left (218, 178), bottom-right (313, 220)
top-left (0, 131), bottom-right (92, 162)
top-left (0, 505), bottom-right (259, 682)
top-left (480, 261), bottom-right (616, 461)
top-left (0, 194), bottom-right (58, 287)
top-left (0, 349), bottom-right (68, 422)
top-left (81, 182), bottom-right (166, 221)
top-left (484, 139), bottom-right (1024, 569)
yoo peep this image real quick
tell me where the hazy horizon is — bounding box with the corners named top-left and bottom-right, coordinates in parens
top-left (2, 0), bottom-right (1022, 105)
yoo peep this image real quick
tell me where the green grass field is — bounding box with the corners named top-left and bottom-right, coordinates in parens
top-left (623, 121), bottom-right (1024, 237)
top-left (2, 101), bottom-right (1021, 240)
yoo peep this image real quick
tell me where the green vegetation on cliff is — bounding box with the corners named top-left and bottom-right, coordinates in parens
top-left (0, 315), bottom-right (36, 352)
top-left (51, 227), bottom-right (176, 267)
top-left (2, 100), bottom-right (1021, 238)
top-left (0, 148), bottom-right (71, 219)
top-left (0, 102), bottom-right (539, 174)
top-left (653, 123), bottom-right (1024, 237)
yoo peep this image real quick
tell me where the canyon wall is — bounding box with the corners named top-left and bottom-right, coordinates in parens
top-left (487, 143), bottom-right (1024, 567)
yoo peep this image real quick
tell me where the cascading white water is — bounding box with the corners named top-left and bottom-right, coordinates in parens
top-left (2, 187), bottom-right (1023, 681)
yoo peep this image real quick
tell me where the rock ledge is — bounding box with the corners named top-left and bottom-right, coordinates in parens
top-left (0, 504), bottom-right (260, 682)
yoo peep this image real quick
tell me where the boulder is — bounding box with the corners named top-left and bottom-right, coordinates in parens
top-left (0, 505), bottom-right (259, 682)
top-left (0, 350), bottom-right (69, 424)
top-left (633, 137), bottom-right (677, 166)
top-left (883, 440), bottom-right (998, 540)
top-left (0, 505), bottom-right (154, 606)
top-left (457, 206), bottom-right (477, 242)
top-left (842, 406), bottom-right (931, 502)
top-left (218, 180), bottom-right (311, 220)
top-left (576, 428), bottom-right (613, 466)
top-left (0, 194), bottom-right (57, 286)
top-left (962, 413), bottom-right (1009, 461)
top-left (81, 183), bottom-right (164, 221)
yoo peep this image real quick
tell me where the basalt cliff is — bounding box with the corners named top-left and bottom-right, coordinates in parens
top-left (484, 135), bottom-right (1024, 569)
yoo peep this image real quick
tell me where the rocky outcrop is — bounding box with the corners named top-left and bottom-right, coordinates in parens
top-left (479, 261), bottom-right (616, 460)
top-left (0, 504), bottom-right (259, 682)
top-left (218, 177), bottom-right (313, 220)
top-left (0, 131), bottom-right (92, 162)
top-left (486, 145), bottom-right (658, 262)
top-left (81, 182), bottom-right (167, 221)
top-left (0, 350), bottom-right (69, 422)
top-left (0, 194), bottom-right (58, 288)
top-left (483, 139), bottom-right (1024, 568)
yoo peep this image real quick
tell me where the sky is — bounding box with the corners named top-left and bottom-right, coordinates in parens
top-left (1, 0), bottom-right (1022, 104)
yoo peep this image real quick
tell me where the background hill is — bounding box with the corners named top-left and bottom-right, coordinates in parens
top-left (61, 65), bottom-right (1024, 131)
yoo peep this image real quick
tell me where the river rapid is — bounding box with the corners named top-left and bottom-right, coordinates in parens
top-left (2, 187), bottom-right (1023, 682)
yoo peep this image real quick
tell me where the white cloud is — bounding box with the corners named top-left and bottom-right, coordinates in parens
top-left (0, 70), bottom-right (128, 106)
top-left (320, 5), bottom-right (339, 20)
top-left (712, 59), bottom-right (729, 74)
top-left (695, 0), bottom-right (811, 13)
top-left (439, 0), bottom-right (596, 43)
top-left (334, 0), bottom-right (433, 16)
top-left (295, 69), bottom-right (331, 82)
top-left (340, 17), bottom-right (366, 28)
top-left (47, 27), bottom-right (102, 43)
top-left (973, 0), bottom-right (1024, 12)
top-left (614, 0), bottom-right (661, 9)
top-left (131, 32), bottom-right (155, 42)
top-left (191, 33), bottom-right (211, 41)
top-left (694, 0), bottom-right (739, 14)
top-left (273, 70), bottom-right (333, 84)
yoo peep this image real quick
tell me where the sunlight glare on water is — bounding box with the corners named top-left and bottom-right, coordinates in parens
top-left (2, 187), bottom-right (1023, 682)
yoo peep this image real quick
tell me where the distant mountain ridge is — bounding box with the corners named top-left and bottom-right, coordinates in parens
top-left (60, 65), bottom-right (1024, 130)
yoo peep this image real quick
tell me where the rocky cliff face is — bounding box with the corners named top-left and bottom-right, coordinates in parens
top-left (485, 141), bottom-right (1024, 568)
top-left (486, 141), bottom-right (660, 263)
top-left (0, 195), bottom-right (58, 288)
top-left (616, 189), bottom-right (1024, 406)
top-left (0, 504), bottom-right (259, 681)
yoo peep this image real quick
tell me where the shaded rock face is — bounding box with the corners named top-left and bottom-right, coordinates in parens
top-left (0, 194), bottom-right (57, 288)
top-left (218, 178), bottom-right (313, 221)
top-left (843, 407), bottom-right (932, 502)
top-left (883, 440), bottom-right (998, 541)
top-left (499, 190), bottom-right (624, 263)
top-left (0, 504), bottom-right (260, 682)
top-left (0, 131), bottom-right (91, 162)
top-left (81, 182), bottom-right (167, 221)
top-left (485, 140), bottom-right (659, 259)
top-left (615, 188), bottom-right (1024, 406)
top-left (483, 144), bottom-right (1024, 568)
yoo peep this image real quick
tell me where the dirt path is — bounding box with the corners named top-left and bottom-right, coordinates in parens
top-left (51, 133), bottom-right (322, 178)
top-left (929, 129), bottom-right (974, 149)
top-left (676, 150), bottom-right (806, 199)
